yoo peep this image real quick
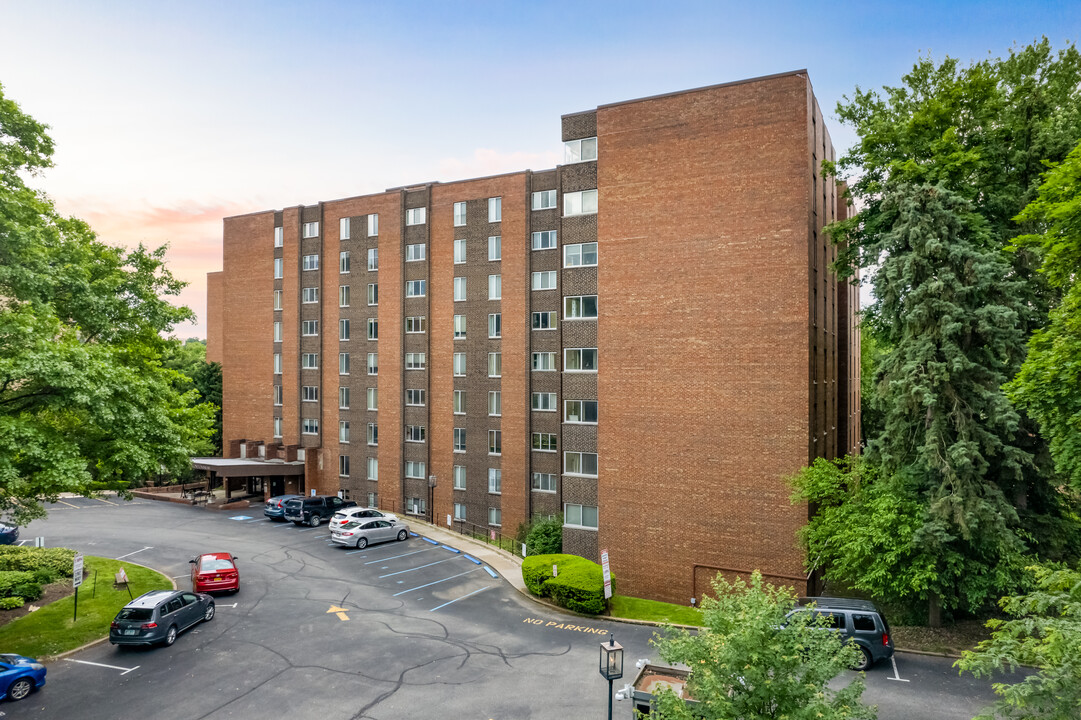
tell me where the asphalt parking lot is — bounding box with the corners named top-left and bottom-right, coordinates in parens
top-left (8, 498), bottom-right (1005, 719)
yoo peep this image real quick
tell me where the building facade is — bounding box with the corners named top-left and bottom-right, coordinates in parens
top-left (208, 70), bottom-right (859, 603)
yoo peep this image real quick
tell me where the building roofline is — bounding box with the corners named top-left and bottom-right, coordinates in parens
top-left (383, 168), bottom-right (534, 193)
top-left (561, 69), bottom-right (809, 119)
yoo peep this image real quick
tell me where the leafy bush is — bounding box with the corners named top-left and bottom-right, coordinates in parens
top-left (32, 568), bottom-right (57, 585)
top-left (0, 571), bottom-right (38, 598)
top-left (0, 547), bottom-right (75, 576)
top-left (0, 596), bottom-right (24, 610)
top-left (12, 582), bottom-right (42, 601)
top-left (522, 554), bottom-right (612, 615)
top-left (525, 516), bottom-right (562, 556)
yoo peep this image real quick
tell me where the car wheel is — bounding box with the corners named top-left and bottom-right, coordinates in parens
top-left (355, 537), bottom-right (368, 549)
top-left (6, 678), bottom-right (33, 701)
top-left (204, 603), bottom-right (215, 622)
top-left (853, 646), bottom-right (873, 671)
top-left (309, 514), bottom-right (321, 527)
top-left (164, 625), bottom-right (178, 647)
top-left (397, 529), bottom-right (408, 542)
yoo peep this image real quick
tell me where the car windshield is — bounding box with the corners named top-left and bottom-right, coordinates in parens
top-left (116, 607), bottom-right (153, 621)
top-left (199, 557), bottom-right (234, 572)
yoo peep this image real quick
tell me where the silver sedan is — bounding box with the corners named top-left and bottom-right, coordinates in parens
top-left (331, 519), bottom-right (410, 549)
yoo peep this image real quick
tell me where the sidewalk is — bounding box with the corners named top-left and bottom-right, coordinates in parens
top-left (405, 517), bottom-right (528, 595)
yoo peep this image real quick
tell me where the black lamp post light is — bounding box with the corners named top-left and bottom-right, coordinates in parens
top-left (599, 634), bottom-right (624, 720)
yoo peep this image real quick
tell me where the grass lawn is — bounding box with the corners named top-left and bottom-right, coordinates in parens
top-left (0, 556), bottom-right (172, 659)
top-left (609, 595), bottom-right (703, 626)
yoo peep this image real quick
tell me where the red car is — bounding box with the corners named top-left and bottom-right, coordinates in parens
top-left (190, 553), bottom-right (239, 594)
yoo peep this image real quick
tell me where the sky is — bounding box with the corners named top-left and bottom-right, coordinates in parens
top-left (2, 0), bottom-right (1079, 339)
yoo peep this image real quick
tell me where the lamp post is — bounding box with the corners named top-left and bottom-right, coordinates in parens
top-left (599, 634), bottom-right (623, 720)
top-left (427, 475), bottom-right (437, 524)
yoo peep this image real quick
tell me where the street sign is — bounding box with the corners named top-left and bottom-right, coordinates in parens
top-left (72, 554), bottom-right (84, 589)
top-left (601, 549), bottom-right (612, 599)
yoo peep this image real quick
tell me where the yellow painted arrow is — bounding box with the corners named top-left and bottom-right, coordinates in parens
top-left (327, 605), bottom-right (350, 621)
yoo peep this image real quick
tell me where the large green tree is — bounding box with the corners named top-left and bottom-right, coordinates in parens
top-left (162, 339), bottom-right (222, 455)
top-left (0, 83), bottom-right (214, 523)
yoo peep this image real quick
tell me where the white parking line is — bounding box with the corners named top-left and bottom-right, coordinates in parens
top-left (887, 655), bottom-right (910, 682)
top-left (378, 558), bottom-right (455, 578)
top-left (429, 585), bottom-right (493, 611)
top-left (65, 659), bottom-right (139, 675)
top-left (216, 603), bottom-right (238, 609)
top-left (364, 548), bottom-right (433, 565)
top-left (171, 575), bottom-right (189, 579)
top-left (114, 547), bottom-right (152, 560)
top-left (393, 568), bottom-right (483, 596)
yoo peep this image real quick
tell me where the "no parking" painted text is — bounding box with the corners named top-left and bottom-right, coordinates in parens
top-left (523, 618), bottom-right (609, 634)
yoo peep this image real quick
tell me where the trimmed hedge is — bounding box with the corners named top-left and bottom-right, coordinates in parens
top-left (0, 547), bottom-right (76, 576)
top-left (522, 554), bottom-right (613, 615)
top-left (0, 596), bottom-right (24, 610)
top-left (0, 571), bottom-right (39, 599)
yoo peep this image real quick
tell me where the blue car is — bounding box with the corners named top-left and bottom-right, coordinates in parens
top-left (0, 523), bottom-right (18, 545)
top-left (0, 654), bottom-right (46, 702)
top-left (263, 495), bottom-right (301, 521)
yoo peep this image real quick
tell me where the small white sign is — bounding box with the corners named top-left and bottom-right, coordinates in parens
top-left (72, 554), bottom-right (84, 589)
top-left (601, 549), bottom-right (612, 599)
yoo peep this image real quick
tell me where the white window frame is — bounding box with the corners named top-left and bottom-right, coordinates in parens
top-left (454, 428), bottom-right (466, 453)
top-left (274, 257), bottom-right (283, 279)
top-left (340, 386), bottom-right (351, 409)
top-left (454, 239), bottom-right (467, 264)
top-left (367, 457), bottom-right (378, 480)
top-left (488, 390), bottom-right (501, 417)
top-left (302, 353), bottom-right (318, 369)
top-left (453, 466), bottom-right (466, 490)
top-left (564, 295), bottom-right (598, 319)
top-left (532, 271), bottom-right (557, 291)
top-left (454, 277), bottom-right (467, 302)
top-left (564, 451), bottom-right (599, 477)
top-left (488, 313), bottom-right (501, 339)
top-left (488, 235), bottom-right (501, 261)
top-left (367, 352), bottom-right (378, 375)
top-left (301, 319), bottom-right (319, 336)
top-left (367, 423), bottom-right (379, 446)
top-left (453, 352), bottom-right (466, 377)
top-left (274, 385), bottom-right (283, 406)
top-left (406, 280), bottom-right (426, 297)
top-left (531, 392), bottom-right (557, 411)
top-left (339, 285), bottom-right (350, 307)
top-left (488, 468), bottom-right (501, 494)
top-left (453, 390), bottom-right (466, 415)
top-left (405, 207), bottom-right (426, 226)
top-left (453, 201), bottom-right (467, 227)
top-left (367, 214), bottom-right (378, 236)
top-left (340, 217), bottom-right (351, 240)
top-left (564, 348), bottom-right (598, 372)
top-left (273, 353), bottom-right (282, 375)
top-left (488, 430), bottom-right (502, 456)
top-left (339, 352), bottom-right (350, 375)
top-left (489, 274), bottom-right (501, 300)
top-left (488, 197), bottom-right (501, 223)
top-left (532, 311), bottom-right (557, 331)
top-left (302, 385), bottom-right (319, 402)
top-left (405, 316), bottom-right (426, 334)
top-left (302, 222), bottom-right (319, 238)
top-left (563, 189), bottom-right (598, 217)
top-left (406, 425), bottom-right (426, 443)
top-left (532, 231), bottom-right (557, 250)
top-left (368, 283), bottom-right (378, 306)
top-left (274, 226), bottom-right (284, 247)
top-left (302, 287), bottom-right (319, 303)
top-left (302, 254), bottom-right (319, 271)
top-left (274, 290), bottom-right (283, 310)
top-left (405, 352), bottom-right (426, 370)
top-left (532, 352), bottom-right (557, 371)
top-left (532, 433), bottom-right (557, 452)
top-left (564, 137), bottom-right (598, 164)
top-left (368, 248), bottom-right (378, 271)
top-left (273, 417), bottom-right (282, 438)
top-left (339, 455), bottom-right (350, 478)
top-left (274, 321), bottom-right (282, 343)
top-left (564, 503), bottom-right (599, 530)
top-left (302, 418), bottom-right (320, 435)
top-left (532, 473), bottom-right (556, 493)
top-left (342, 318), bottom-right (354, 341)
top-left (366, 318), bottom-right (377, 340)
top-left (366, 387), bottom-right (377, 410)
top-left (532, 189), bottom-right (556, 210)
top-left (488, 352), bottom-right (501, 378)
top-left (488, 507), bottom-right (502, 526)
top-left (564, 399), bottom-right (599, 424)
top-left (454, 503), bottom-right (467, 521)
top-left (405, 461), bottom-right (426, 479)
top-left (406, 243), bottom-right (426, 262)
top-left (340, 251), bottom-right (351, 273)
top-left (564, 242), bottom-right (598, 268)
top-left (339, 420), bottom-right (350, 443)
top-left (406, 389), bottom-right (425, 407)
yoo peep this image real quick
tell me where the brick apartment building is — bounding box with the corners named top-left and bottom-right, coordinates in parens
top-left (206, 69), bottom-right (860, 603)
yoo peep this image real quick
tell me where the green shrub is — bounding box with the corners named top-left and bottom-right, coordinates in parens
top-left (12, 582), bottom-right (42, 601)
top-left (32, 568), bottom-right (57, 585)
top-left (0, 596), bottom-right (24, 610)
top-left (525, 516), bottom-right (563, 556)
top-left (521, 554), bottom-right (613, 615)
top-left (0, 547), bottom-right (76, 576)
top-left (0, 571), bottom-right (37, 598)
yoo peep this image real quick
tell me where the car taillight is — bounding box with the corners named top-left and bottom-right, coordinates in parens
top-left (142, 622), bottom-right (158, 629)
top-left (110, 621), bottom-right (119, 629)
top-left (882, 633), bottom-right (890, 646)
top-left (277, 500), bottom-right (283, 508)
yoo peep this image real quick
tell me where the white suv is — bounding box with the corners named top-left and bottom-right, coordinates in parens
top-left (329, 507), bottom-right (399, 532)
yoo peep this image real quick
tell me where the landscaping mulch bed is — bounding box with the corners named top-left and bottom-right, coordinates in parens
top-left (892, 619), bottom-right (993, 656)
top-left (0, 581), bottom-right (76, 628)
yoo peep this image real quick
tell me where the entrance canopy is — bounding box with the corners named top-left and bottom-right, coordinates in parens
top-left (191, 457), bottom-right (305, 478)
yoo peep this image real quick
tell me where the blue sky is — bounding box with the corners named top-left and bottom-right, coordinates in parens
top-left (2, 0), bottom-right (1078, 338)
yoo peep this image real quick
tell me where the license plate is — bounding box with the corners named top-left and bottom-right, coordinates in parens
top-left (123, 629), bottom-right (138, 635)
top-left (214, 577), bottom-right (222, 581)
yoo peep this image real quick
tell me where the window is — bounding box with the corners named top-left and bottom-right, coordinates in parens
top-left (303, 222), bottom-right (319, 238)
top-left (339, 420), bottom-right (350, 443)
top-left (454, 239), bottom-right (467, 264)
top-left (367, 457), bottom-right (378, 480)
top-left (368, 248), bottom-right (378, 270)
top-left (565, 400), bottom-right (598, 424)
top-left (274, 226), bottom-right (283, 247)
top-left (532, 271), bottom-right (557, 290)
top-left (274, 257), bottom-right (283, 279)
top-left (302, 418), bottom-right (319, 435)
top-left (340, 217), bottom-right (351, 240)
top-left (368, 283), bottom-right (378, 305)
top-left (454, 427), bottom-right (466, 452)
top-left (454, 503), bottom-right (466, 521)
top-left (366, 318), bottom-right (377, 340)
top-left (454, 277), bottom-right (467, 301)
top-left (488, 274), bottom-right (502, 300)
top-left (339, 285), bottom-right (350, 307)
top-left (334, 319), bottom-right (346, 339)
top-left (488, 507), bottom-right (502, 526)
top-left (453, 352), bottom-right (466, 377)
top-left (532, 311), bottom-right (557, 330)
top-left (565, 451), bottom-right (599, 476)
top-left (564, 242), bottom-right (598, 268)
top-left (367, 214), bottom-right (378, 236)
top-left (532, 392), bottom-right (557, 411)
top-left (488, 352), bottom-right (501, 378)
top-left (488, 236), bottom-right (501, 261)
top-left (405, 207), bottom-right (426, 225)
top-left (405, 316), bottom-right (426, 334)
top-left (488, 430), bottom-right (502, 455)
top-left (405, 352), bottom-right (426, 370)
top-left (367, 491), bottom-right (376, 508)
top-left (406, 280), bottom-right (426, 297)
top-left (488, 197), bottom-right (501, 222)
top-left (406, 425), bottom-right (426, 443)
top-left (564, 295), bottom-right (598, 319)
top-left (563, 189), bottom-right (598, 216)
top-left (367, 423), bottom-right (378, 445)
top-left (532, 231), bottom-right (557, 250)
top-left (274, 321), bottom-right (282, 343)
top-left (366, 387), bottom-right (377, 410)
top-left (564, 137), bottom-right (598, 163)
top-left (302, 254), bottom-right (319, 271)
top-left (302, 287), bottom-right (319, 303)
top-left (453, 466), bottom-right (466, 490)
top-left (274, 290), bottom-right (282, 310)
top-left (406, 389), bottom-right (425, 406)
top-left (273, 353), bottom-right (282, 374)
top-left (532, 189), bottom-right (556, 210)
top-left (302, 353), bottom-right (318, 369)
top-left (488, 313), bottom-right (501, 338)
top-left (564, 503), bottom-right (598, 529)
top-left (532, 473), bottom-right (556, 492)
top-left (340, 386), bottom-right (351, 409)
top-left (565, 348), bottom-right (598, 372)
top-left (367, 352), bottom-right (378, 375)
top-left (488, 390), bottom-right (501, 416)
top-left (453, 201), bottom-right (467, 227)
top-left (339, 455), bottom-right (350, 478)
top-left (406, 243), bottom-right (426, 262)
top-left (532, 433), bottom-right (557, 452)
top-left (273, 385), bottom-right (283, 406)
top-left (453, 390), bottom-right (466, 415)
top-left (339, 352), bottom-right (350, 375)
top-left (488, 468), bottom-right (501, 494)
top-left (273, 417), bottom-right (282, 438)
top-left (405, 461), bottom-right (426, 479)
top-left (532, 352), bottom-right (557, 371)
top-left (302, 386), bottom-right (319, 402)
top-left (340, 251), bottom-right (351, 273)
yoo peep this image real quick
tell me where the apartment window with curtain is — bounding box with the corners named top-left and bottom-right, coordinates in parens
top-left (453, 201), bottom-right (466, 227)
top-left (488, 197), bottom-right (501, 222)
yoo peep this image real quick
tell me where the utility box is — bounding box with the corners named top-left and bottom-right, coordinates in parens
top-left (627, 663), bottom-right (696, 717)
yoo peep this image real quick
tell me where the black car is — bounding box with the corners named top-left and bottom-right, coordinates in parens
top-left (787, 597), bottom-right (894, 670)
top-left (109, 590), bottom-right (214, 647)
top-left (282, 496), bottom-right (356, 527)
top-left (263, 494), bottom-right (302, 521)
top-left (0, 523), bottom-right (18, 546)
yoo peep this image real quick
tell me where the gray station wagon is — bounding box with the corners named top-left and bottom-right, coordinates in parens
top-left (109, 589), bottom-right (215, 647)
top-left (787, 597), bottom-right (894, 670)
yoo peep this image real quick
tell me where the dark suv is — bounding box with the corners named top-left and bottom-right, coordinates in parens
top-left (283, 496), bottom-right (356, 527)
top-left (788, 597), bottom-right (894, 670)
top-left (109, 590), bottom-right (215, 647)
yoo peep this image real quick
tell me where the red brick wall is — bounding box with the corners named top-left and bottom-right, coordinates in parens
top-left (205, 271), bottom-right (223, 365)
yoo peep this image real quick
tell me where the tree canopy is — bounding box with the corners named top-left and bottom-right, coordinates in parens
top-left (0, 82), bottom-right (214, 523)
